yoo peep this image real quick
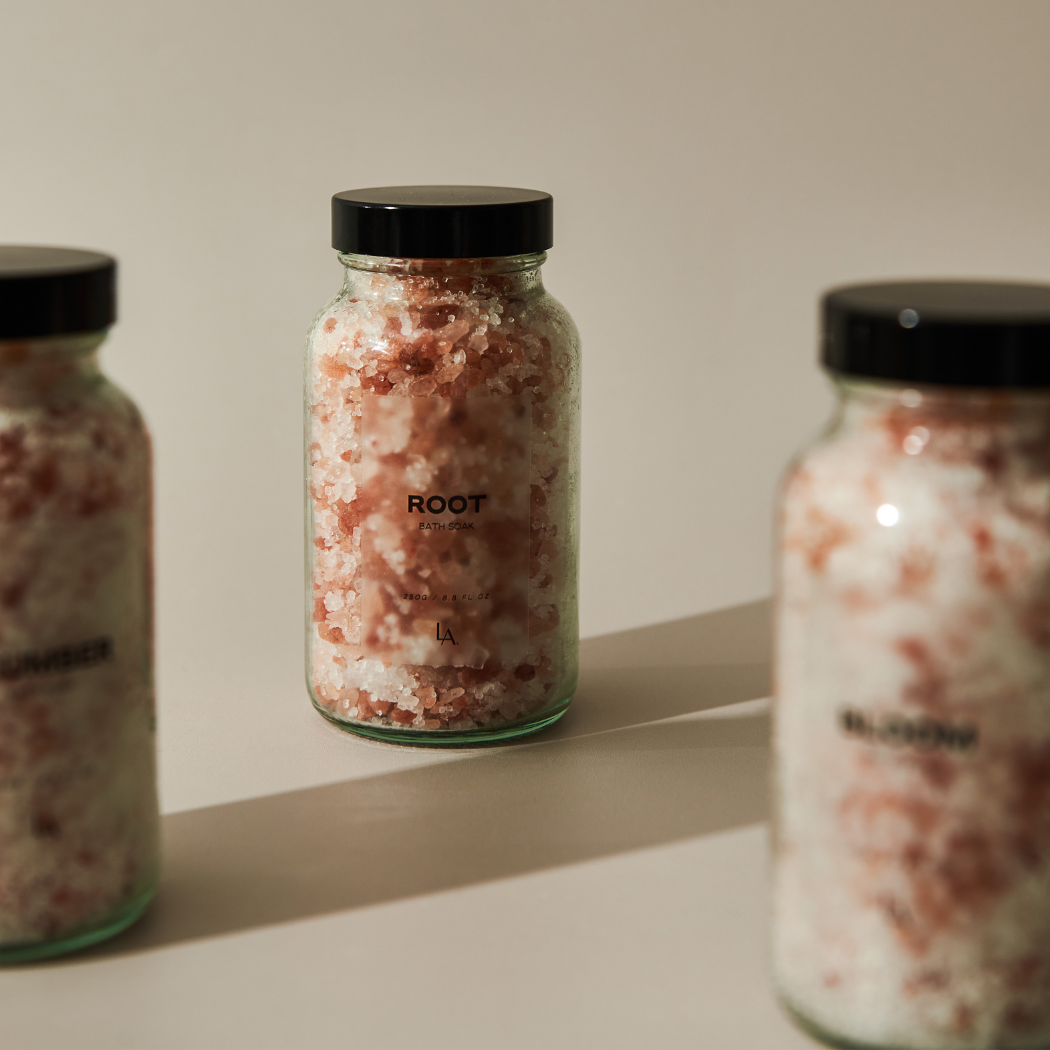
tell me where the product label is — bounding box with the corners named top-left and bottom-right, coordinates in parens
top-left (837, 707), bottom-right (979, 753)
top-left (0, 636), bottom-right (114, 682)
top-left (359, 394), bottom-right (530, 667)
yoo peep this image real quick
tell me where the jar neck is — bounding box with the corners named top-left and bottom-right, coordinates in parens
top-left (0, 332), bottom-right (105, 405)
top-left (832, 374), bottom-right (1050, 443)
top-left (338, 252), bottom-right (546, 298)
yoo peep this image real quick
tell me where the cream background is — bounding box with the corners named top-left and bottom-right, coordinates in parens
top-left (0, 1), bottom-right (1048, 1047)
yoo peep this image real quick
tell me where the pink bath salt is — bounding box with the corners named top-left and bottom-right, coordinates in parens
top-left (0, 335), bottom-right (157, 952)
top-left (307, 246), bottom-right (580, 739)
top-left (774, 280), bottom-right (1050, 1049)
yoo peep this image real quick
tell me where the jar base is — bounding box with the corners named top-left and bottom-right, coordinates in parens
top-left (0, 884), bottom-right (156, 964)
top-left (780, 995), bottom-right (909, 1050)
top-left (314, 695), bottom-right (573, 746)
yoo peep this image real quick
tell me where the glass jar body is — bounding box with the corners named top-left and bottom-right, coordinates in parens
top-left (773, 378), bottom-right (1050, 1048)
top-left (0, 334), bottom-right (158, 961)
top-left (305, 254), bottom-right (581, 744)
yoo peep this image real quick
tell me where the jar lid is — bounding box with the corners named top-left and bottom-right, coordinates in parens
top-left (822, 280), bottom-right (1050, 388)
top-left (331, 186), bottom-right (553, 259)
top-left (0, 247), bottom-right (116, 339)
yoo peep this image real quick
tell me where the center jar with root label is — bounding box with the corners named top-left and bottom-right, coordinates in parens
top-left (305, 186), bottom-right (581, 745)
top-left (774, 281), bottom-right (1050, 1049)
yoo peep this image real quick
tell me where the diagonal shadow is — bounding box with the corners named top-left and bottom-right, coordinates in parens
top-left (98, 713), bottom-right (770, 958)
top-left (62, 599), bottom-right (772, 962)
top-left (553, 598), bottom-right (770, 739)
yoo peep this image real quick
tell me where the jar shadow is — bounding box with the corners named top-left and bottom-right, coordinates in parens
top-left (53, 600), bottom-right (772, 963)
top-left (551, 597), bottom-right (770, 740)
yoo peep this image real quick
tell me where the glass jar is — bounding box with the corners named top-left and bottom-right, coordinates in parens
top-left (0, 248), bottom-right (158, 961)
top-left (305, 187), bottom-right (581, 745)
top-left (773, 281), bottom-right (1050, 1048)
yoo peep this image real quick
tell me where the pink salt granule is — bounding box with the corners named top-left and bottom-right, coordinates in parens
top-left (775, 384), bottom-right (1050, 1048)
top-left (0, 340), bottom-right (157, 947)
top-left (306, 260), bottom-right (579, 733)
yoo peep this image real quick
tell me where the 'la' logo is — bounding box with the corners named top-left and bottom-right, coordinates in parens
top-left (436, 622), bottom-right (456, 646)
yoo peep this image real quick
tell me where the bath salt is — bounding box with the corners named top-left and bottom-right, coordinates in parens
top-left (0, 248), bottom-right (158, 960)
top-left (306, 187), bottom-right (580, 744)
top-left (774, 281), bottom-right (1050, 1049)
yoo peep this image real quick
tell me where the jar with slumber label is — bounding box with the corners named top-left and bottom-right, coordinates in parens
top-left (0, 248), bottom-right (158, 961)
top-left (305, 186), bottom-right (581, 744)
top-left (773, 281), bottom-right (1050, 1049)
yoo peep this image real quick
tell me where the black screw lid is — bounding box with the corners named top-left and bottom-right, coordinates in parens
top-left (822, 280), bottom-right (1050, 388)
top-left (0, 247), bottom-right (116, 339)
top-left (331, 186), bottom-right (554, 259)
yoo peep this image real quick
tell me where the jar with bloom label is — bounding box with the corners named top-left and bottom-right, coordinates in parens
top-left (0, 248), bottom-right (158, 960)
top-left (305, 187), bottom-right (581, 744)
top-left (774, 281), bottom-right (1050, 1049)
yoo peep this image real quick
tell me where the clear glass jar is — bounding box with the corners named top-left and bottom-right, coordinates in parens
top-left (773, 281), bottom-right (1050, 1048)
top-left (305, 189), bottom-right (580, 745)
top-left (0, 247), bottom-right (158, 961)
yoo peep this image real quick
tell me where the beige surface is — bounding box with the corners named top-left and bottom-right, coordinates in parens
top-left (0, 602), bottom-right (818, 1050)
top-left (1, 1), bottom-right (1049, 1046)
